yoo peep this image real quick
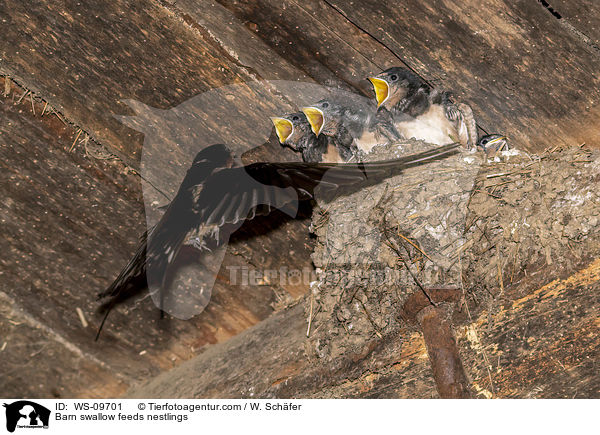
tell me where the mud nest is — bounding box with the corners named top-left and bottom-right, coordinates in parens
top-left (306, 140), bottom-right (600, 360)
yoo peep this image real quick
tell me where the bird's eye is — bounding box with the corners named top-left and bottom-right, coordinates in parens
top-left (390, 74), bottom-right (398, 81)
top-left (482, 138), bottom-right (489, 145)
top-left (292, 115), bottom-right (299, 121)
top-left (322, 102), bottom-right (329, 108)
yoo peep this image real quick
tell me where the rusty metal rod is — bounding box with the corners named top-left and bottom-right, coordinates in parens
top-left (417, 305), bottom-right (471, 398)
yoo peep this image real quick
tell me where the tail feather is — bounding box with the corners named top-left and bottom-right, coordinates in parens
top-left (97, 231), bottom-right (148, 300)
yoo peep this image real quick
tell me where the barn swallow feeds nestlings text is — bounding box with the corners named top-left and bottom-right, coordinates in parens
top-left (369, 67), bottom-right (478, 149)
top-left (302, 95), bottom-right (401, 160)
top-left (97, 142), bottom-right (460, 337)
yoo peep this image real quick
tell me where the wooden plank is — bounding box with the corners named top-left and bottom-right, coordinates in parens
top-left (0, 79), bottom-right (290, 396)
top-left (553, 0), bottom-right (600, 46)
top-left (0, 0), bottom-right (322, 311)
top-left (213, 0), bottom-right (398, 95)
top-left (459, 258), bottom-right (600, 398)
top-left (0, 293), bottom-right (126, 398)
top-left (0, 0), bottom-right (328, 395)
top-left (0, 0), bottom-right (285, 165)
top-left (127, 300), bottom-right (439, 398)
top-left (165, 0), bottom-right (310, 81)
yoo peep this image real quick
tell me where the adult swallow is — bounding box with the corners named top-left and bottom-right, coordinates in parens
top-left (369, 67), bottom-right (478, 149)
top-left (302, 94), bottom-right (400, 158)
top-left (97, 142), bottom-right (460, 337)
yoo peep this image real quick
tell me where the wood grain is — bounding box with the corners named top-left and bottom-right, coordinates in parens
top-left (0, 0), bottom-right (259, 165)
top-left (0, 80), bottom-right (288, 396)
top-left (323, 0), bottom-right (600, 150)
top-left (553, 0), bottom-right (600, 46)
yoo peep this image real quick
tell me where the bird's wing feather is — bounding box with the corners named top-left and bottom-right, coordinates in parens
top-left (194, 142), bottom-right (460, 229)
top-left (98, 144), bottom-right (233, 300)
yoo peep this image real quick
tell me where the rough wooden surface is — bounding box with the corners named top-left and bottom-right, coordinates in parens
top-left (6, 0), bottom-right (600, 167)
top-left (459, 258), bottom-right (600, 398)
top-left (1, 0), bottom-right (599, 399)
top-left (127, 301), bottom-right (438, 398)
top-left (0, 79), bottom-right (296, 397)
top-left (128, 257), bottom-right (600, 398)
top-left (0, 0), bottom-right (261, 165)
top-left (208, 0), bottom-right (398, 94)
top-left (553, 0), bottom-right (600, 46)
top-left (0, 293), bottom-right (126, 398)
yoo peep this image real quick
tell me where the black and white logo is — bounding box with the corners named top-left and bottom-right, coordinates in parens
top-left (3, 401), bottom-right (50, 433)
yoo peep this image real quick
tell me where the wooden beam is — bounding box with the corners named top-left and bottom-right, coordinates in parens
top-left (0, 0), bottom-right (290, 165)
top-left (0, 78), bottom-right (288, 396)
top-left (552, 0), bottom-right (600, 47)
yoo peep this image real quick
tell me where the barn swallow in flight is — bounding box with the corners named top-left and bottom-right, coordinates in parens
top-left (271, 112), bottom-right (343, 163)
top-left (302, 94), bottom-right (401, 159)
top-left (97, 142), bottom-right (460, 337)
top-left (368, 67), bottom-right (478, 149)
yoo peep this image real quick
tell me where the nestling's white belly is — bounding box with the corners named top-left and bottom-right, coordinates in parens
top-left (354, 130), bottom-right (383, 153)
top-left (394, 105), bottom-right (456, 145)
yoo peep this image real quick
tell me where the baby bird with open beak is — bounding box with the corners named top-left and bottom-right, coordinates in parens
top-left (477, 134), bottom-right (509, 154)
top-left (302, 94), bottom-right (401, 161)
top-left (271, 112), bottom-right (345, 163)
top-left (369, 67), bottom-right (478, 149)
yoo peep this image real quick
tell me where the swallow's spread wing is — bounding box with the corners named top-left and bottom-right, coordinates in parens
top-left (96, 145), bottom-right (233, 338)
top-left (196, 142), bottom-right (460, 228)
top-left (97, 142), bottom-right (459, 338)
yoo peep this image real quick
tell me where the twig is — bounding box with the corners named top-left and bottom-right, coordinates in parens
top-left (40, 101), bottom-right (48, 117)
top-left (473, 189), bottom-right (501, 199)
top-left (16, 89), bottom-right (29, 104)
top-left (3, 77), bottom-right (10, 97)
top-left (356, 298), bottom-right (382, 338)
top-left (306, 292), bottom-right (314, 337)
top-left (70, 129), bottom-right (82, 152)
top-left (76, 307), bottom-right (88, 328)
top-left (496, 246), bottom-right (504, 296)
top-left (384, 231), bottom-right (435, 306)
top-left (396, 230), bottom-right (434, 263)
top-left (51, 108), bottom-right (67, 124)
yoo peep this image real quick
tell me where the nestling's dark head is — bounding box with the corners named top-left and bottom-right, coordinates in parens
top-left (271, 112), bottom-right (314, 150)
top-left (477, 134), bottom-right (509, 154)
top-left (302, 99), bottom-right (345, 137)
top-left (368, 67), bottom-right (426, 110)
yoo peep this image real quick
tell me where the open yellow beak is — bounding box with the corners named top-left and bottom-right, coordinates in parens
top-left (368, 77), bottom-right (389, 108)
top-left (487, 136), bottom-right (508, 150)
top-left (270, 117), bottom-right (294, 144)
top-left (301, 107), bottom-right (324, 136)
